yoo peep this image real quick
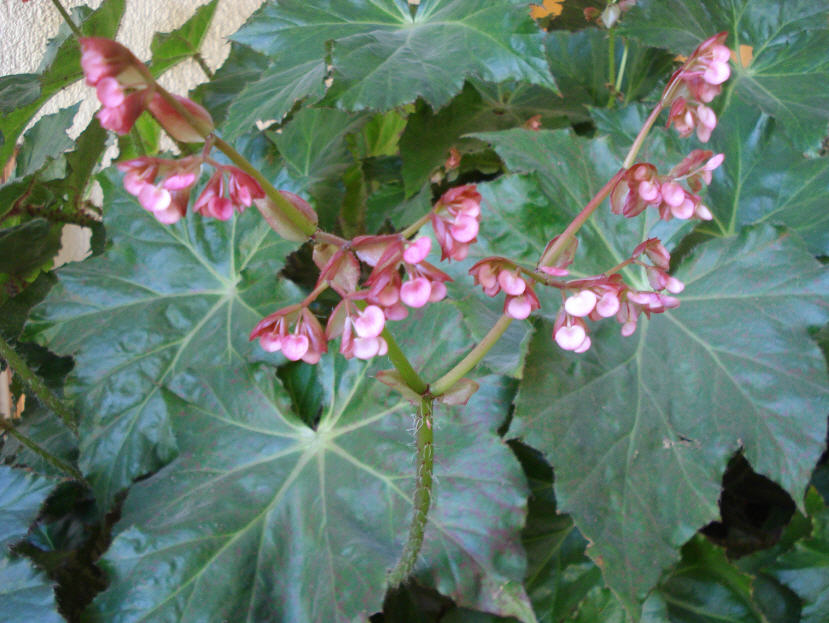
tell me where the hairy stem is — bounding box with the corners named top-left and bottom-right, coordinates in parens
top-left (430, 315), bottom-right (513, 396)
top-left (193, 53), bottom-right (214, 79)
top-left (381, 328), bottom-right (428, 395)
top-left (538, 168), bottom-right (626, 268)
top-left (0, 420), bottom-right (84, 481)
top-left (0, 336), bottom-right (77, 435)
top-left (399, 211), bottom-right (433, 239)
top-left (387, 396), bottom-right (434, 586)
top-left (49, 0), bottom-right (82, 38)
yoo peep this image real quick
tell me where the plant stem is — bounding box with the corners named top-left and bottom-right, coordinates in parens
top-left (49, 0), bottom-right (82, 38)
top-left (193, 53), bottom-right (214, 80)
top-left (0, 420), bottom-right (84, 481)
top-left (381, 328), bottom-right (428, 395)
top-left (399, 211), bottom-right (432, 239)
top-left (0, 336), bottom-right (77, 435)
top-left (430, 314), bottom-right (513, 396)
top-left (607, 30), bottom-right (616, 107)
top-left (537, 168), bottom-right (626, 268)
top-left (615, 39), bottom-right (629, 95)
top-left (387, 396), bottom-right (433, 586)
top-left (623, 101), bottom-right (664, 168)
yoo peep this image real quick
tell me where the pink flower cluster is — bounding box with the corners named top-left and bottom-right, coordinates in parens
top-left (552, 239), bottom-right (682, 352)
top-left (430, 185), bottom-right (482, 261)
top-left (251, 186), bottom-right (486, 362)
top-left (249, 305), bottom-right (326, 364)
top-left (80, 38), bottom-right (213, 139)
top-left (117, 156), bottom-right (265, 224)
top-left (469, 259), bottom-right (540, 320)
top-left (664, 32), bottom-right (731, 142)
top-left (611, 150), bottom-right (723, 221)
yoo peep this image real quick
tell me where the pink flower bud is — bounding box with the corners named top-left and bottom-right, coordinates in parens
top-left (596, 292), bottom-right (620, 317)
top-left (450, 214), bottom-right (479, 243)
top-left (403, 236), bottom-right (431, 264)
top-left (400, 277), bottom-right (432, 308)
top-left (281, 334), bottom-right (310, 361)
top-left (555, 324), bottom-right (587, 351)
top-left (354, 305), bottom-right (385, 338)
top-left (96, 90), bottom-right (148, 135)
top-left (79, 37), bottom-right (147, 87)
top-left (148, 93), bottom-right (214, 143)
top-left (96, 77), bottom-right (125, 107)
top-left (506, 295), bottom-right (532, 320)
top-left (137, 185), bottom-right (171, 213)
top-left (564, 290), bottom-right (598, 317)
top-left (497, 270), bottom-right (525, 296)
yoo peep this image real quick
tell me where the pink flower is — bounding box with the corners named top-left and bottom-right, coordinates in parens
top-left (193, 166), bottom-right (262, 220)
top-left (663, 32), bottom-right (731, 142)
top-left (117, 156), bottom-right (201, 223)
top-left (326, 300), bottom-right (389, 361)
top-left (79, 38), bottom-right (148, 88)
top-left (469, 258), bottom-right (540, 320)
top-left (147, 93), bottom-right (214, 143)
top-left (96, 90), bottom-right (149, 135)
top-left (431, 184), bottom-right (482, 261)
top-left (250, 305), bottom-right (327, 364)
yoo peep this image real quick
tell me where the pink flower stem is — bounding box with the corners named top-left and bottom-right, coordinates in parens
top-left (399, 211), bottom-right (433, 239)
top-left (537, 168), bottom-right (627, 268)
top-left (301, 280), bottom-right (330, 307)
top-left (430, 314), bottom-right (513, 396)
top-left (605, 257), bottom-right (636, 275)
top-left (623, 101), bottom-right (664, 168)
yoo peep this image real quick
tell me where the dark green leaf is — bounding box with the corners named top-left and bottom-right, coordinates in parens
top-left (0, 75), bottom-right (41, 115)
top-left (0, 465), bottom-right (57, 549)
top-left (0, 556), bottom-right (62, 623)
top-left (25, 172), bottom-right (303, 510)
top-left (511, 226), bottom-right (829, 614)
top-left (0, 0), bottom-right (125, 169)
top-left (90, 306), bottom-right (531, 622)
top-left (148, 0), bottom-right (218, 77)
top-left (400, 81), bottom-right (568, 196)
top-left (769, 502), bottom-right (829, 623)
top-left (192, 42), bottom-right (268, 128)
top-left (706, 95), bottom-right (829, 255)
top-left (0, 219), bottom-right (62, 288)
top-left (14, 105), bottom-right (78, 180)
top-left (225, 0), bottom-right (554, 137)
top-left (270, 107), bottom-right (368, 229)
top-left (658, 536), bottom-right (768, 623)
top-left (544, 30), bottom-right (673, 113)
top-left (621, 0), bottom-right (829, 151)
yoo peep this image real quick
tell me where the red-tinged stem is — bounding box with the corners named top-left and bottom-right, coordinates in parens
top-left (605, 257), bottom-right (636, 275)
top-left (301, 281), bottom-right (330, 307)
top-left (623, 101), bottom-right (664, 168)
top-left (537, 168), bottom-right (626, 268)
top-left (313, 231), bottom-right (349, 247)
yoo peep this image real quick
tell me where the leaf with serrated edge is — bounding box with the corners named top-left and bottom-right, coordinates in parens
top-left (148, 0), bottom-right (218, 77)
top-left (0, 556), bottom-right (62, 623)
top-left (225, 0), bottom-right (554, 137)
top-left (0, 466), bottom-right (57, 550)
top-left (511, 225), bottom-right (829, 614)
top-left (25, 173), bottom-right (303, 511)
top-left (91, 306), bottom-right (531, 622)
top-left (621, 0), bottom-right (829, 152)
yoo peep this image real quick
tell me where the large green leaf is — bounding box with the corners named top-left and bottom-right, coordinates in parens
top-left (25, 173), bottom-right (302, 510)
top-left (0, 0), bottom-right (125, 169)
top-left (14, 105), bottom-right (78, 180)
top-left (621, 0), bottom-right (829, 152)
top-left (706, 95), bottom-right (829, 255)
top-left (0, 465), bottom-right (56, 550)
top-left (90, 306), bottom-right (532, 622)
top-left (225, 0), bottom-right (554, 137)
top-left (400, 81), bottom-right (569, 196)
top-left (0, 556), bottom-right (62, 623)
top-left (769, 498), bottom-right (829, 623)
top-left (511, 225), bottom-right (829, 614)
top-left (148, 0), bottom-right (218, 77)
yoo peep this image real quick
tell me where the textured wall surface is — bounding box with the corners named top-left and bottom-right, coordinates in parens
top-left (1, 0), bottom-right (264, 263)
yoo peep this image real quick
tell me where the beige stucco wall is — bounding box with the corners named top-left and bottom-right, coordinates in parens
top-left (0, 0), bottom-right (264, 418)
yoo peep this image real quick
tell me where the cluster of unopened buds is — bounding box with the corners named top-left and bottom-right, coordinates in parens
top-left (664, 32), bottom-right (731, 142)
